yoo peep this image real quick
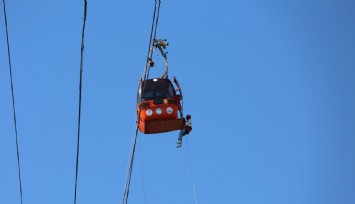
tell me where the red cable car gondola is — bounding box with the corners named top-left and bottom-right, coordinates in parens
top-left (137, 77), bottom-right (184, 134)
top-left (137, 39), bottom-right (185, 134)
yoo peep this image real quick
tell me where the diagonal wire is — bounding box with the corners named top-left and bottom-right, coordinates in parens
top-left (123, 1), bottom-right (163, 203)
top-left (142, 0), bottom-right (158, 82)
top-left (74, 1), bottom-right (87, 204)
top-left (122, 122), bottom-right (140, 204)
top-left (137, 134), bottom-right (147, 204)
top-left (145, 0), bottom-right (161, 80)
top-left (2, 1), bottom-right (23, 203)
top-left (152, 0), bottom-right (161, 41)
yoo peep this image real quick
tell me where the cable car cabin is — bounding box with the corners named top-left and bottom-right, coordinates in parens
top-left (137, 77), bottom-right (185, 134)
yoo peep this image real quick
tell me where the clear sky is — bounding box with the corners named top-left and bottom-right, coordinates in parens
top-left (1, 0), bottom-right (355, 204)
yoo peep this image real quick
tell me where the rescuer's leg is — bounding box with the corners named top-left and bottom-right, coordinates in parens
top-left (177, 129), bottom-right (186, 148)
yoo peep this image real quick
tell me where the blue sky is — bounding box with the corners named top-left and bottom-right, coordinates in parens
top-left (1, 0), bottom-right (355, 204)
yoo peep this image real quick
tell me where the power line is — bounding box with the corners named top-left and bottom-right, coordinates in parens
top-left (2, 0), bottom-right (24, 203)
top-left (74, 1), bottom-right (87, 204)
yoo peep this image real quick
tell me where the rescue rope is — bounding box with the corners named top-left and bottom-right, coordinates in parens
top-left (74, 1), bottom-right (87, 204)
top-left (186, 138), bottom-right (199, 204)
top-left (2, 1), bottom-right (23, 203)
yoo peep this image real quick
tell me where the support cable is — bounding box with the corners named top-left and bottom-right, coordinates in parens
top-left (146, 0), bottom-right (161, 80)
top-left (123, 1), bottom-right (162, 203)
top-left (142, 0), bottom-right (157, 81)
top-left (137, 134), bottom-right (147, 204)
top-left (152, 0), bottom-right (161, 42)
top-left (122, 122), bottom-right (140, 204)
top-left (74, 1), bottom-right (87, 204)
top-left (142, 0), bottom-right (161, 82)
top-left (2, 1), bottom-right (23, 203)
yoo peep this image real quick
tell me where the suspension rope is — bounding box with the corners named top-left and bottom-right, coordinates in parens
top-left (142, 0), bottom-right (161, 81)
top-left (142, 0), bottom-right (156, 81)
top-left (2, 1), bottom-right (23, 203)
top-left (137, 134), bottom-right (148, 204)
top-left (122, 1), bottom-right (162, 203)
top-left (74, 1), bottom-right (87, 204)
top-left (152, 0), bottom-right (161, 42)
top-left (186, 138), bottom-right (199, 204)
top-left (146, 0), bottom-right (161, 80)
top-left (122, 122), bottom-right (140, 204)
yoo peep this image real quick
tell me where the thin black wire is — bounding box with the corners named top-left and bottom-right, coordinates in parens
top-left (137, 134), bottom-right (147, 204)
top-left (122, 1), bottom-right (163, 203)
top-left (142, 0), bottom-right (158, 82)
top-left (146, 0), bottom-right (161, 80)
top-left (2, 1), bottom-right (23, 203)
top-left (152, 0), bottom-right (161, 42)
top-left (122, 125), bottom-right (140, 204)
top-left (74, 1), bottom-right (87, 204)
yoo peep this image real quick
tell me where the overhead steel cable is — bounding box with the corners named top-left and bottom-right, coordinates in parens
top-left (142, 0), bottom-right (157, 81)
top-left (74, 1), bottom-right (87, 204)
top-left (140, 0), bottom-right (161, 106)
top-left (123, 122), bottom-right (147, 204)
top-left (146, 0), bottom-right (161, 80)
top-left (137, 134), bottom-right (147, 204)
top-left (122, 123), bottom-right (140, 204)
top-left (152, 0), bottom-right (161, 43)
top-left (142, 0), bottom-right (161, 81)
top-left (122, 1), bottom-right (162, 203)
top-left (2, 1), bottom-right (24, 203)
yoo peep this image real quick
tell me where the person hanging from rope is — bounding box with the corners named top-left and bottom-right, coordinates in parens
top-left (177, 114), bottom-right (192, 148)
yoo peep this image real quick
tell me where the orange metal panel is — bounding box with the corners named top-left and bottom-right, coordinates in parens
top-left (138, 118), bottom-right (185, 134)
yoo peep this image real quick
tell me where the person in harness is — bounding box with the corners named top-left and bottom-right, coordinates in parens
top-left (177, 114), bottom-right (192, 148)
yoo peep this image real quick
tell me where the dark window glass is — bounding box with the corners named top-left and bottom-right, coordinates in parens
top-left (141, 79), bottom-right (175, 101)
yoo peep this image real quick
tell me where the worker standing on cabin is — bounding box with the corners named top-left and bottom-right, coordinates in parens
top-left (177, 114), bottom-right (192, 148)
